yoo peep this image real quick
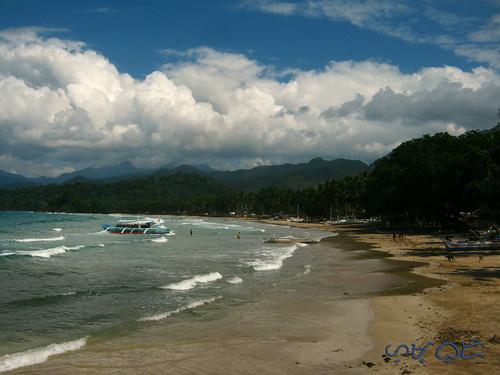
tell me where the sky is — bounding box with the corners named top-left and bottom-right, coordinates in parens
top-left (0, 0), bottom-right (499, 177)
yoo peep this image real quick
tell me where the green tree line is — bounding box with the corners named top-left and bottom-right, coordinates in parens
top-left (0, 130), bottom-right (499, 227)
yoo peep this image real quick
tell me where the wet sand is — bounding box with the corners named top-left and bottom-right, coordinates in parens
top-left (8, 232), bottom-right (440, 374)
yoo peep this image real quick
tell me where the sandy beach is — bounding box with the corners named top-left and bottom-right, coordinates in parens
top-left (357, 229), bottom-right (500, 374)
top-left (261, 220), bottom-right (500, 374)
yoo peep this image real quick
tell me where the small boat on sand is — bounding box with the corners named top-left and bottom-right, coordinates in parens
top-left (443, 226), bottom-right (500, 251)
top-left (443, 239), bottom-right (500, 251)
top-left (102, 218), bottom-right (172, 235)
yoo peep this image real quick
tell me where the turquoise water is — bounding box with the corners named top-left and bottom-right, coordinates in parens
top-left (0, 211), bottom-right (330, 368)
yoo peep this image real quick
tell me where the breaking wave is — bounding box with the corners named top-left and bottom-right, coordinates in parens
top-left (226, 276), bottom-right (243, 284)
top-left (246, 244), bottom-right (299, 271)
top-left (1, 246), bottom-right (84, 258)
top-left (14, 236), bottom-right (64, 243)
top-left (138, 296), bottom-right (223, 322)
top-left (150, 236), bottom-right (168, 243)
top-left (0, 337), bottom-right (87, 372)
top-left (161, 272), bottom-right (223, 291)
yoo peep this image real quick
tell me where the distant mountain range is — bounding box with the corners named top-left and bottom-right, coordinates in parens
top-left (0, 170), bottom-right (36, 188)
top-left (205, 158), bottom-right (367, 191)
top-left (0, 158), bottom-right (368, 190)
top-left (0, 161), bottom-right (150, 188)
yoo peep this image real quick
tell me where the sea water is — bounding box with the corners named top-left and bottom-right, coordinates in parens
top-left (0, 211), bottom-right (331, 371)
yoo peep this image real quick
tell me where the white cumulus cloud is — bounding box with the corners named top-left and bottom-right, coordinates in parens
top-left (0, 28), bottom-right (499, 177)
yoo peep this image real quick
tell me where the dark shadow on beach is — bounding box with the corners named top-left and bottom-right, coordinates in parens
top-left (322, 233), bottom-right (445, 296)
top-left (454, 267), bottom-right (500, 280)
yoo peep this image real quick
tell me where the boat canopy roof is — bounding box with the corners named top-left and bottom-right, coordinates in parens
top-left (116, 217), bottom-right (164, 225)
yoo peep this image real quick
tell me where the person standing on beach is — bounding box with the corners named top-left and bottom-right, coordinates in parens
top-left (190, 229), bottom-right (193, 236)
top-left (237, 232), bottom-right (241, 240)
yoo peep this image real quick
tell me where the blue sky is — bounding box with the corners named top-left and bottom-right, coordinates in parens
top-left (0, 0), bottom-right (499, 176)
top-left (1, 0), bottom-right (497, 76)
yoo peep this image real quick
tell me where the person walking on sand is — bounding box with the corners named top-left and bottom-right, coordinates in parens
top-left (237, 232), bottom-right (241, 240)
top-left (392, 232), bottom-right (397, 242)
top-left (190, 229), bottom-right (193, 236)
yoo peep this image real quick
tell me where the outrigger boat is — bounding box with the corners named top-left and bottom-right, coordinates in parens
top-left (443, 239), bottom-right (500, 251)
top-left (102, 218), bottom-right (172, 235)
top-left (443, 225), bottom-right (500, 251)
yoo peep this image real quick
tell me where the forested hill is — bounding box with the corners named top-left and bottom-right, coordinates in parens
top-left (0, 170), bottom-right (368, 217)
top-left (155, 158), bottom-right (369, 191)
top-left (0, 158), bottom-right (368, 189)
top-left (213, 158), bottom-right (368, 190)
top-left (363, 129), bottom-right (500, 225)
top-left (0, 173), bottom-right (234, 215)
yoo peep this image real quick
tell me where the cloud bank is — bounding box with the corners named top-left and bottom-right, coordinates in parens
top-left (0, 28), bottom-right (499, 176)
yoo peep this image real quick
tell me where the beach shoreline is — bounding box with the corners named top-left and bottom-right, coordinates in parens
top-left (5, 218), bottom-right (422, 374)
top-left (5, 215), bottom-right (499, 374)
top-left (258, 219), bottom-right (500, 374)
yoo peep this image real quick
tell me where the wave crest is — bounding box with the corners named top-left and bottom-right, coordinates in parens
top-left (150, 236), bottom-right (168, 243)
top-left (0, 337), bottom-right (87, 372)
top-left (161, 272), bottom-right (223, 291)
top-left (2, 245), bottom-right (84, 258)
top-left (14, 236), bottom-right (64, 243)
top-left (226, 276), bottom-right (243, 284)
top-left (247, 245), bottom-right (298, 271)
top-left (138, 296), bottom-right (222, 322)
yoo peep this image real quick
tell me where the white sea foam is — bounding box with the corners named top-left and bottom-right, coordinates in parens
top-left (150, 236), bottom-right (168, 243)
top-left (0, 252), bottom-right (15, 257)
top-left (179, 218), bottom-right (266, 233)
top-left (226, 276), bottom-right (243, 284)
top-left (161, 272), bottom-right (223, 291)
top-left (303, 264), bottom-right (311, 274)
top-left (182, 220), bottom-right (242, 230)
top-left (247, 245), bottom-right (298, 271)
top-left (178, 218), bottom-right (205, 225)
top-left (138, 296), bottom-right (223, 322)
top-left (164, 232), bottom-right (176, 236)
top-left (14, 236), bottom-right (64, 243)
top-left (52, 228), bottom-right (63, 232)
top-left (93, 230), bottom-right (108, 235)
top-left (97, 243), bottom-right (105, 247)
top-left (0, 337), bottom-right (87, 372)
top-left (16, 245), bottom-right (84, 258)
